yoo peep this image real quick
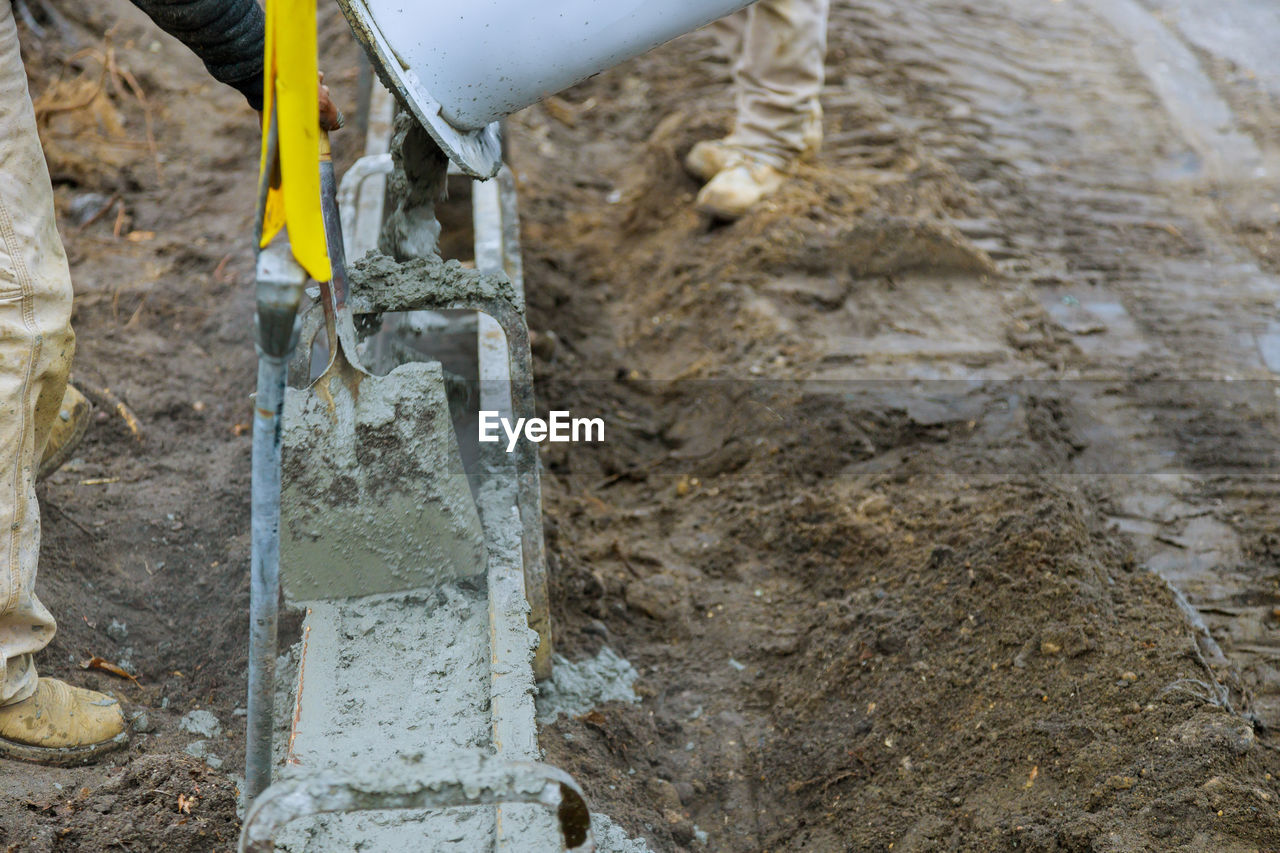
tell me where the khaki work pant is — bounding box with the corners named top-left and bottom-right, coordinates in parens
top-left (0, 1), bottom-right (76, 706)
top-left (711, 0), bottom-right (830, 169)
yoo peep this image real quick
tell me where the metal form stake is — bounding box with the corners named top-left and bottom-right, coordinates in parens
top-left (247, 244), bottom-right (307, 804)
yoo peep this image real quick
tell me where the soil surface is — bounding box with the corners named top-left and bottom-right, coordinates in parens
top-left (515, 1), bottom-right (1280, 850)
top-left (5, 0), bottom-right (1280, 851)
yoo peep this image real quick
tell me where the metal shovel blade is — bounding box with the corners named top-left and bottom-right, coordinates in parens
top-left (279, 359), bottom-right (485, 602)
top-left (277, 125), bottom-right (485, 603)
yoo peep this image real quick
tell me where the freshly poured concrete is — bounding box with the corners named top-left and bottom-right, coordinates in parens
top-left (279, 361), bottom-right (485, 602)
top-left (272, 442), bottom-right (564, 851)
top-left (264, 112), bottom-right (609, 850)
top-left (380, 112), bottom-right (449, 262)
top-left (275, 585), bottom-right (495, 851)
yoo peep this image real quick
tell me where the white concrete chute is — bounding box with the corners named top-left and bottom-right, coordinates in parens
top-left (336, 0), bottom-right (755, 176)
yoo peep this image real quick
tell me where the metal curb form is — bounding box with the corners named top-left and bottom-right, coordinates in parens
top-left (238, 757), bottom-right (594, 853)
top-left (247, 123), bottom-right (567, 847)
top-left (289, 234), bottom-right (552, 676)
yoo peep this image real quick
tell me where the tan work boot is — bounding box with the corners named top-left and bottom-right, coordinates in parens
top-left (695, 160), bottom-right (787, 220)
top-left (38, 384), bottom-right (90, 481)
top-left (684, 139), bottom-right (736, 182)
top-left (0, 678), bottom-right (128, 766)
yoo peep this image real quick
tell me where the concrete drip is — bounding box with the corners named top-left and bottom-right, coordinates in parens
top-left (379, 110), bottom-right (450, 262)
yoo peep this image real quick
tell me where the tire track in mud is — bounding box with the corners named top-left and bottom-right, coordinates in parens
top-left (837, 0), bottom-right (1280, 726)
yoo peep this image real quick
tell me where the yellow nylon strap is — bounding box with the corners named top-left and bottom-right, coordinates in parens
top-left (258, 0), bottom-right (331, 282)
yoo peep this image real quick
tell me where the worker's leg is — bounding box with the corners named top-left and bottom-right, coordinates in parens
top-left (0, 6), bottom-right (127, 765)
top-left (685, 9), bottom-right (755, 182)
top-left (0, 0), bottom-right (73, 707)
top-left (725, 0), bottom-right (829, 167)
top-left (685, 9), bottom-right (752, 181)
top-left (693, 0), bottom-right (830, 218)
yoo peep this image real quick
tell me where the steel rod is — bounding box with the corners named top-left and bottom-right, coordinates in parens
top-left (247, 244), bottom-right (307, 805)
top-left (246, 350), bottom-right (288, 802)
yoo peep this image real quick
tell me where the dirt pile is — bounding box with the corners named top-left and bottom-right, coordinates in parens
top-left (527, 375), bottom-right (1279, 851)
top-left (511, 30), bottom-right (994, 383)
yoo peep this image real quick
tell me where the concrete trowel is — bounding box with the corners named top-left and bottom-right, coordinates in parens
top-left (277, 132), bottom-right (484, 603)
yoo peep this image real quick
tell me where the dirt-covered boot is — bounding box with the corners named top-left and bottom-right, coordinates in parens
top-left (38, 384), bottom-right (90, 481)
top-left (0, 678), bottom-right (128, 766)
top-left (684, 139), bottom-right (736, 182)
top-left (695, 160), bottom-right (787, 219)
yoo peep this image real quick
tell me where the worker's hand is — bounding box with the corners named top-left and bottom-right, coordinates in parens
top-left (253, 73), bottom-right (343, 130)
top-left (318, 72), bottom-right (343, 132)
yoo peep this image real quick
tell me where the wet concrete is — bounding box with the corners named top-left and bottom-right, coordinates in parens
top-left (379, 110), bottom-right (450, 261)
top-left (536, 646), bottom-right (641, 724)
top-left (279, 361), bottom-right (485, 603)
top-left (276, 586), bottom-right (495, 851)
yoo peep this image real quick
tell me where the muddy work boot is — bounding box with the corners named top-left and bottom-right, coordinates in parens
top-left (37, 384), bottom-right (90, 481)
top-left (695, 159), bottom-right (787, 220)
top-left (684, 139), bottom-right (737, 182)
top-left (0, 678), bottom-right (128, 766)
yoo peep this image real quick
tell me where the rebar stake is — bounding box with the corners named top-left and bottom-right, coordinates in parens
top-left (247, 244), bottom-right (307, 804)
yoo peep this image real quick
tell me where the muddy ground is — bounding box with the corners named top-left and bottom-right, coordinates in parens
top-left (5, 0), bottom-right (1280, 851)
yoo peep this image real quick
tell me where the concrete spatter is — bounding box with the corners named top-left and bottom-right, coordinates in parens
top-left (279, 360), bottom-right (485, 602)
top-left (592, 813), bottom-right (657, 853)
top-left (276, 584), bottom-right (494, 852)
top-left (536, 647), bottom-right (641, 724)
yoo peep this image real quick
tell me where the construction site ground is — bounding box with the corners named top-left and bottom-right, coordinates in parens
top-left (7, 0), bottom-right (1280, 850)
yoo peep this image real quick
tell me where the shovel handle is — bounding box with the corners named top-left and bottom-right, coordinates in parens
top-left (318, 130), bottom-right (349, 310)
